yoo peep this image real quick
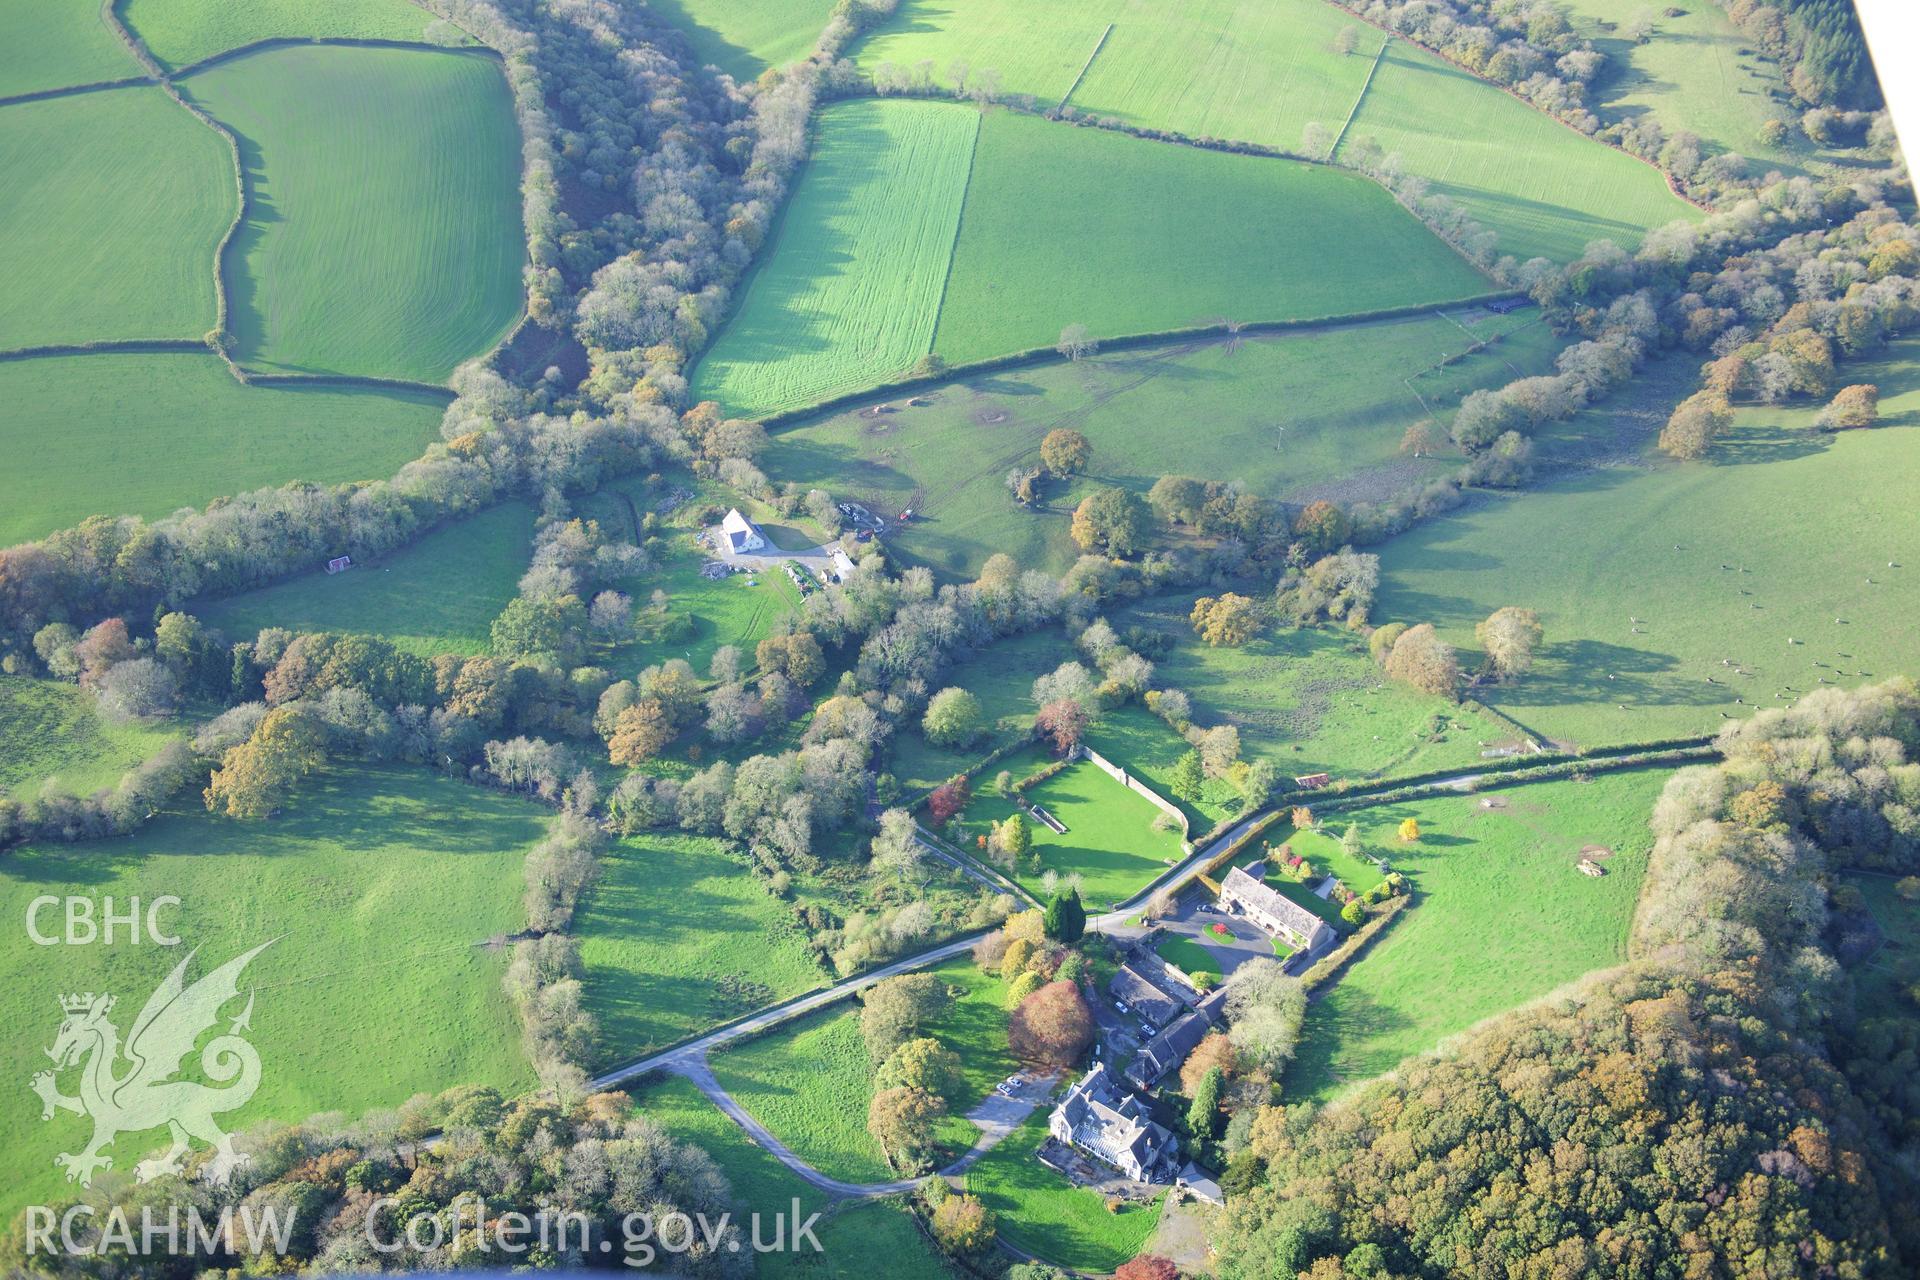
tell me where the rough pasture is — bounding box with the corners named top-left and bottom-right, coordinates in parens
top-left (855, 0), bottom-right (1110, 109)
top-left (0, 677), bottom-right (180, 799)
top-left (123, 0), bottom-right (433, 71)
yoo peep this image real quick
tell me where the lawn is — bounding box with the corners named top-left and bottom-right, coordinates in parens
top-left (198, 500), bottom-right (535, 656)
top-left (1156, 933), bottom-right (1222, 985)
top-left (1556, 0), bottom-right (1815, 176)
top-left (1083, 702), bottom-right (1242, 830)
top-left (890, 629), bottom-right (1069, 794)
top-left (1113, 593), bottom-right (1521, 781)
top-left (0, 351), bottom-right (444, 547)
top-left (123, 0), bottom-right (435, 71)
top-left (712, 1005), bottom-right (895, 1182)
top-left (692, 98), bottom-right (980, 417)
top-left (630, 1074), bottom-right (952, 1279)
top-left (764, 306), bottom-right (1558, 578)
top-left (646, 0), bottom-right (838, 79)
top-left (942, 747), bottom-right (1184, 909)
top-left (1276, 826), bottom-right (1387, 898)
top-left (575, 832), bottom-right (828, 1064)
top-left (0, 0), bottom-right (136, 98)
top-left (1375, 336), bottom-right (1920, 749)
top-left (1285, 768), bottom-right (1667, 1100)
top-left (1338, 39), bottom-right (1696, 262)
top-left (0, 763), bottom-right (540, 1222)
top-left (964, 1111), bottom-right (1164, 1272)
top-left (0, 677), bottom-right (182, 799)
top-left (0, 85), bottom-right (233, 350)
top-left (931, 108), bottom-right (1495, 365)
top-left (184, 45), bottom-right (522, 382)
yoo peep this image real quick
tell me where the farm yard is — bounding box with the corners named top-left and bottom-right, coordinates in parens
top-left (762, 306), bottom-right (1559, 578)
top-left (1376, 335), bottom-right (1920, 748)
top-left (185, 45), bottom-right (524, 382)
top-left (1285, 768), bottom-right (1666, 1100)
top-left (122, 0), bottom-right (437, 71)
top-left (199, 500), bottom-right (536, 656)
top-left (0, 352), bottom-right (445, 546)
top-left (0, 85), bottom-right (232, 350)
top-left (1337, 39), bottom-right (1698, 262)
top-left (0, 764), bottom-right (540, 1222)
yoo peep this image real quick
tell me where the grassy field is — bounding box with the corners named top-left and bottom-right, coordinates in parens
top-left (199, 500), bottom-right (534, 656)
top-left (692, 98), bottom-right (979, 417)
top-left (941, 747), bottom-right (1184, 909)
top-left (889, 630), bottom-right (1070, 794)
top-left (856, 0), bottom-right (1109, 109)
top-left (1070, 0), bottom-right (1384, 152)
top-left (1114, 593), bottom-right (1522, 780)
top-left (647, 0), bottom-right (837, 79)
top-left (0, 0), bottom-right (136, 98)
top-left (0, 764), bottom-right (538, 1221)
top-left (630, 1074), bottom-right (951, 1279)
top-left (713, 1006), bottom-right (895, 1182)
top-left (1556, 0), bottom-right (1812, 175)
top-left (1376, 337), bottom-right (1920, 749)
top-left (1853, 874), bottom-right (1920, 1007)
top-left (1338, 39), bottom-right (1695, 262)
top-left (765, 307), bottom-right (1557, 578)
top-left (123, 0), bottom-right (433, 70)
top-left (185, 45), bottom-right (522, 382)
top-left (965, 1111), bottom-right (1164, 1271)
top-left (576, 833), bottom-right (827, 1064)
top-left (0, 677), bottom-right (181, 798)
top-left (1286, 768), bottom-right (1665, 1101)
top-left (931, 108), bottom-right (1494, 365)
top-left (0, 351), bottom-right (444, 547)
top-left (0, 85), bottom-right (232, 350)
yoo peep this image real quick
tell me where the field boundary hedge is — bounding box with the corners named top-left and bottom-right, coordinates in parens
top-left (1327, 35), bottom-right (1391, 159)
top-left (169, 36), bottom-right (499, 81)
top-left (757, 294), bottom-right (1520, 430)
top-left (0, 339), bottom-right (206, 362)
top-left (1054, 22), bottom-right (1113, 112)
top-left (1301, 892), bottom-right (1411, 996)
top-left (0, 76), bottom-right (152, 109)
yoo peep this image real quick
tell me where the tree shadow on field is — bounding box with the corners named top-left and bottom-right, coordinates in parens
top-left (204, 120), bottom-right (281, 372)
top-left (1709, 423), bottom-right (1830, 467)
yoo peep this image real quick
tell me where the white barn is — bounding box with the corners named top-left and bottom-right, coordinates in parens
top-left (721, 508), bottom-right (765, 553)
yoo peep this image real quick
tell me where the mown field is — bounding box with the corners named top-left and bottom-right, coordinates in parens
top-left (199, 500), bottom-right (535, 656)
top-left (576, 833), bottom-right (827, 1064)
top-left (185, 45), bottom-right (522, 382)
top-left (941, 745), bottom-right (1184, 908)
top-left (631, 1074), bottom-right (951, 1279)
top-left (0, 352), bottom-right (445, 547)
top-left (931, 108), bottom-right (1493, 365)
top-left (0, 85), bottom-right (232, 350)
top-left (1071, 0), bottom-right (1382, 152)
top-left (0, 0), bottom-right (135, 98)
top-left (1114, 594), bottom-right (1523, 779)
top-left (124, 0), bottom-right (435, 71)
top-left (856, 0), bottom-right (1108, 109)
top-left (692, 98), bottom-right (979, 417)
top-left (1557, 0), bottom-right (1811, 175)
top-left (1375, 337), bottom-right (1920, 749)
top-left (0, 677), bottom-right (181, 798)
top-left (965, 1112), bottom-right (1164, 1271)
top-left (0, 764), bottom-right (539, 1221)
top-left (712, 1005), bottom-right (895, 1182)
top-left (1339, 39), bottom-right (1695, 262)
top-left (648, 0), bottom-right (838, 80)
top-left (1286, 768), bottom-right (1665, 1100)
top-left (764, 307), bottom-right (1557, 578)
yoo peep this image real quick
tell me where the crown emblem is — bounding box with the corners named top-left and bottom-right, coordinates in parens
top-left (59, 993), bottom-right (108, 1014)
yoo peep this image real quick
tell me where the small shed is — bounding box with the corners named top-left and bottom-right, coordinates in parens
top-left (325, 555), bottom-right (353, 574)
top-left (1293, 772), bottom-right (1331, 790)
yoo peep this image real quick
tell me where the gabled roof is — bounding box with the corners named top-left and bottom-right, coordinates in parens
top-left (1221, 865), bottom-right (1335, 948)
top-left (1056, 1064), bottom-right (1174, 1176)
top-left (1127, 1009), bottom-right (1209, 1089)
top-left (721, 508), bottom-right (760, 551)
top-left (1108, 963), bottom-right (1182, 1027)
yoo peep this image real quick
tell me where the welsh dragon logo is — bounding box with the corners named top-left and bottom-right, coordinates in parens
top-left (31, 942), bottom-right (273, 1188)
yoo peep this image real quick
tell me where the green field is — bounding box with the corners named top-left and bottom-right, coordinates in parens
top-left (692, 98), bottom-right (979, 417)
top-left (576, 833), bottom-right (827, 1064)
top-left (185, 45), bottom-right (522, 382)
top-left (1286, 768), bottom-right (1665, 1100)
top-left (0, 764), bottom-right (538, 1220)
top-left (1376, 339), bottom-right (1920, 749)
top-left (765, 307), bottom-right (1557, 578)
top-left (1853, 874), bottom-right (1920, 1007)
top-left (199, 500), bottom-right (534, 656)
top-left (890, 630), bottom-right (1073, 794)
top-left (1070, 0), bottom-right (1384, 152)
top-left (1557, 0), bottom-right (1811, 175)
top-left (631, 1074), bottom-right (951, 1279)
top-left (943, 747), bottom-right (1183, 909)
top-left (1278, 826), bottom-right (1387, 897)
top-left (965, 1111), bottom-right (1164, 1271)
top-left (1339, 39), bottom-right (1695, 262)
top-left (648, 0), bottom-right (837, 79)
top-left (931, 108), bottom-right (1493, 366)
top-left (124, 0), bottom-right (434, 71)
top-left (0, 0), bottom-right (136, 98)
top-left (0, 351), bottom-right (444, 547)
top-left (713, 1006), bottom-right (895, 1182)
top-left (857, 0), bottom-right (1106, 108)
top-left (0, 677), bottom-right (181, 798)
top-left (1113, 594), bottom-right (1521, 779)
top-left (0, 85), bottom-right (232, 350)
